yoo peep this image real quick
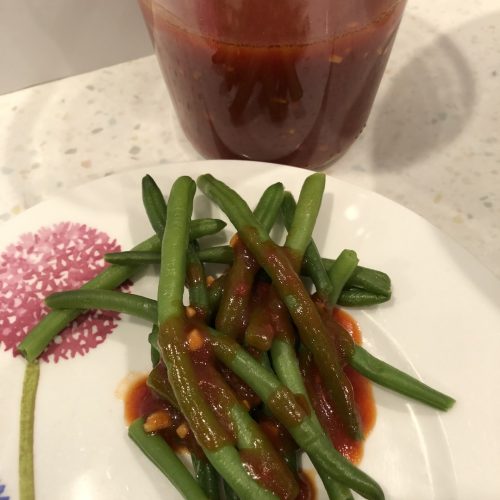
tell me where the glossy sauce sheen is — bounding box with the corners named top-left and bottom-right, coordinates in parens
top-left (298, 471), bottom-right (316, 500)
top-left (303, 308), bottom-right (376, 463)
top-left (140, 0), bottom-right (405, 167)
top-left (124, 307), bottom-right (375, 497)
top-left (124, 374), bottom-right (201, 454)
top-left (255, 238), bottom-right (361, 438)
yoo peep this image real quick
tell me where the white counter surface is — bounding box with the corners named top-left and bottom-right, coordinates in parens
top-left (1, 0), bottom-right (499, 278)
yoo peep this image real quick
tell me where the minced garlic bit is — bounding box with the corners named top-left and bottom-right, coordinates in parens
top-left (206, 275), bottom-right (215, 286)
top-left (187, 328), bottom-right (204, 351)
top-left (329, 53), bottom-right (343, 64)
top-left (271, 97), bottom-right (288, 105)
top-left (176, 422), bottom-right (189, 439)
top-left (143, 410), bottom-right (172, 433)
top-left (185, 306), bottom-right (197, 318)
top-left (229, 234), bottom-right (239, 248)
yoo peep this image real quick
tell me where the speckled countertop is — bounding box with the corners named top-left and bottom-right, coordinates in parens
top-left (1, 0), bottom-right (499, 278)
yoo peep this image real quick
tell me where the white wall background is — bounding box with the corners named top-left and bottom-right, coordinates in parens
top-left (0, 0), bottom-right (153, 95)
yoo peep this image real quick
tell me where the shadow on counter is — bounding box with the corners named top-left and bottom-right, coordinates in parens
top-left (369, 10), bottom-right (500, 303)
top-left (370, 12), bottom-right (478, 171)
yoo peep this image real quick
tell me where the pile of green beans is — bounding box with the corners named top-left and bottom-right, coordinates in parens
top-left (19, 173), bottom-right (455, 500)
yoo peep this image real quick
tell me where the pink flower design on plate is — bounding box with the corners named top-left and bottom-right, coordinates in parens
top-left (0, 222), bottom-right (129, 363)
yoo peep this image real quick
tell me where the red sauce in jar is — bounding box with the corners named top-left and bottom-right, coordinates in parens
top-left (139, 0), bottom-right (405, 167)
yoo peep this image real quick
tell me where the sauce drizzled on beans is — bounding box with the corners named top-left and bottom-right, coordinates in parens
top-left (124, 307), bottom-right (375, 497)
top-left (302, 308), bottom-right (376, 464)
top-left (124, 374), bottom-right (202, 455)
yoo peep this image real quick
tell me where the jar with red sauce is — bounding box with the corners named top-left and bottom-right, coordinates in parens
top-left (138, 0), bottom-right (406, 168)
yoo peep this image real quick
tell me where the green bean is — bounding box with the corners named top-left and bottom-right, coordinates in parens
top-left (259, 350), bottom-right (273, 372)
top-left (141, 175), bottom-right (227, 245)
top-left (99, 253), bottom-right (221, 319)
top-left (189, 239), bottom-right (292, 493)
top-left (157, 176), bottom-right (196, 322)
top-left (142, 174), bottom-right (168, 240)
top-left (18, 234), bottom-right (161, 362)
top-left (281, 192), bottom-right (334, 301)
top-left (350, 346), bottom-right (455, 411)
top-left (148, 325), bottom-right (160, 367)
top-left (207, 328), bottom-right (383, 500)
top-left (128, 418), bottom-right (208, 500)
top-left (41, 284), bottom-right (372, 497)
top-left (185, 230), bottom-right (299, 497)
top-left (104, 245), bottom-right (391, 306)
top-left (191, 454), bottom-right (221, 500)
top-left (278, 184), bottom-right (355, 499)
top-left (270, 340), bottom-right (353, 500)
top-left (280, 178), bottom-right (355, 497)
top-left (150, 360), bottom-right (295, 498)
top-left (303, 240), bottom-right (336, 301)
top-left (156, 176), bottom-right (276, 499)
top-left (189, 219), bottom-right (229, 240)
top-left (284, 173), bottom-right (325, 265)
top-left (215, 238), bottom-right (259, 339)
top-left (45, 289), bottom-right (157, 322)
top-left (280, 190), bottom-right (391, 300)
top-left (46, 289), bottom-right (454, 415)
top-left (104, 251), bottom-right (161, 265)
top-left (147, 361), bottom-right (230, 500)
top-left (223, 481), bottom-right (239, 500)
top-left (155, 178), bottom-right (229, 453)
top-left (104, 218), bottom-right (227, 266)
top-left (147, 363), bottom-right (179, 409)
top-left (207, 447), bottom-right (276, 499)
top-left (207, 275), bottom-right (226, 315)
top-left (44, 291), bottom-right (454, 489)
top-left (279, 192), bottom-right (354, 495)
top-left (215, 182), bottom-right (284, 339)
top-left (210, 368), bottom-right (299, 498)
top-left (244, 296), bottom-right (275, 351)
top-left (197, 246), bottom-right (233, 265)
top-left (323, 260), bottom-right (391, 298)
top-left (197, 173), bottom-right (361, 440)
top-left (337, 290), bottom-right (390, 307)
top-left (198, 245), bottom-right (391, 300)
top-left (328, 250), bottom-right (360, 305)
top-left (186, 241), bottom-right (210, 320)
top-left (253, 182), bottom-right (285, 233)
top-left (205, 247), bottom-right (389, 300)
top-left (183, 227), bottom-right (288, 494)
top-left (321, 478), bottom-right (355, 500)
top-left (282, 191), bottom-right (389, 306)
top-left (44, 291), bottom-right (156, 320)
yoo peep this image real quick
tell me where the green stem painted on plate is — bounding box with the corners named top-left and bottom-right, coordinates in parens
top-left (19, 361), bottom-right (40, 500)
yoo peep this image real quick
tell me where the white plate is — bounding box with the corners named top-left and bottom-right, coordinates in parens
top-left (1, 160), bottom-right (499, 500)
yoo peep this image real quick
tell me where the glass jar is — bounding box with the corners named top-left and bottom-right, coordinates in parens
top-left (139, 0), bottom-right (406, 168)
